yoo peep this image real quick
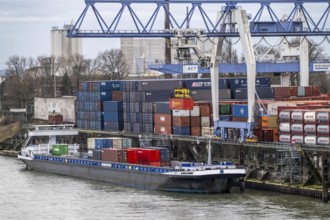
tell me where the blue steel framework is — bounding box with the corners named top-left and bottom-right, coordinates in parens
top-left (67, 0), bottom-right (330, 38)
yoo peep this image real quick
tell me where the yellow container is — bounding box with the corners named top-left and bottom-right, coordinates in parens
top-left (268, 115), bottom-right (278, 128)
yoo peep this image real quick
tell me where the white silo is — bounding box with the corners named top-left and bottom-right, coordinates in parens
top-left (51, 25), bottom-right (83, 58)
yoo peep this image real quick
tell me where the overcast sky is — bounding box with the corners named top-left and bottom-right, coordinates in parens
top-left (0, 0), bottom-right (329, 70)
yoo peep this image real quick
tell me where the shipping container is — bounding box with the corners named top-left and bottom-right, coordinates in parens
top-left (173, 126), bottom-right (190, 135)
top-left (136, 148), bottom-right (161, 162)
top-left (154, 113), bottom-right (172, 125)
top-left (279, 110), bottom-right (291, 121)
top-left (137, 80), bottom-right (182, 91)
top-left (291, 123), bottom-right (303, 133)
top-left (219, 115), bottom-right (232, 121)
top-left (291, 111), bottom-right (303, 122)
top-left (127, 148), bottom-right (139, 164)
top-left (169, 98), bottom-right (194, 110)
top-left (172, 109), bottom-right (190, 117)
top-left (292, 135), bottom-right (304, 144)
top-left (220, 104), bottom-right (231, 115)
top-left (262, 129), bottom-right (274, 142)
top-left (52, 144), bottom-right (68, 156)
top-left (104, 121), bottom-right (124, 131)
top-left (304, 136), bottom-right (317, 145)
top-left (99, 81), bottom-right (123, 91)
top-left (103, 101), bottom-right (123, 112)
top-left (231, 87), bottom-right (274, 99)
top-left (200, 105), bottom-right (211, 116)
top-left (317, 111), bottom-right (330, 123)
top-left (261, 116), bottom-right (269, 128)
top-left (273, 86), bottom-right (298, 98)
top-left (304, 124), bottom-right (316, 134)
top-left (279, 133), bottom-right (291, 143)
top-left (191, 89), bottom-right (231, 100)
top-left (297, 86), bottom-right (305, 97)
top-left (190, 106), bottom-right (200, 117)
top-left (92, 149), bottom-right (102, 160)
top-left (232, 104), bottom-right (248, 118)
top-left (111, 91), bottom-right (123, 101)
top-left (317, 136), bottom-right (330, 145)
top-left (201, 116), bottom-right (211, 127)
top-left (103, 112), bottom-right (123, 122)
top-left (154, 102), bottom-right (171, 114)
top-left (268, 115), bottom-right (278, 128)
top-left (190, 116), bottom-right (201, 127)
top-left (154, 124), bottom-right (172, 134)
top-left (201, 127), bottom-right (214, 136)
top-left (172, 116), bottom-right (190, 127)
top-left (317, 124), bottom-right (330, 135)
top-left (267, 102), bottom-right (297, 116)
top-left (304, 111), bottom-right (316, 123)
top-left (191, 127), bottom-right (201, 136)
top-left (227, 77), bottom-right (271, 89)
top-left (101, 149), bottom-right (127, 162)
top-left (279, 123), bottom-right (291, 132)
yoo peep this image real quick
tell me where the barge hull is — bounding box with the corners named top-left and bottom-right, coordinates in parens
top-left (19, 157), bottom-right (234, 194)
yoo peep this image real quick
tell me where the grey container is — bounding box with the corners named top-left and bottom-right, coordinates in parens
top-left (154, 102), bottom-right (171, 114)
top-left (137, 80), bottom-right (182, 91)
top-left (190, 89), bottom-right (231, 100)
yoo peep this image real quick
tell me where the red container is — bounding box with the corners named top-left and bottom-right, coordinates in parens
top-left (262, 129), bottom-right (274, 142)
top-left (200, 105), bottom-right (211, 116)
top-left (169, 98), bottom-right (193, 110)
top-left (136, 148), bottom-right (160, 162)
top-left (127, 148), bottom-right (140, 164)
top-left (190, 116), bottom-right (201, 127)
top-left (172, 116), bottom-right (190, 127)
top-left (273, 86), bottom-right (298, 98)
top-left (304, 86), bottom-right (313, 96)
top-left (253, 129), bottom-right (263, 141)
top-left (48, 113), bottom-right (63, 124)
top-left (312, 86), bottom-right (320, 96)
top-left (154, 124), bottom-right (172, 135)
top-left (154, 113), bottom-right (172, 125)
top-left (112, 91), bottom-right (123, 101)
top-left (191, 127), bottom-right (201, 136)
top-left (101, 149), bottom-right (127, 162)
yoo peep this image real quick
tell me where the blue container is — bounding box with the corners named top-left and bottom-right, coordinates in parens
top-left (103, 112), bottom-right (123, 122)
top-left (99, 81), bottom-right (123, 91)
top-left (219, 115), bottom-right (232, 121)
top-left (99, 91), bottom-right (113, 101)
top-left (232, 104), bottom-right (249, 118)
top-left (104, 121), bottom-right (124, 131)
top-left (297, 86), bottom-right (305, 97)
top-left (228, 77), bottom-right (270, 89)
top-left (103, 101), bottom-right (123, 112)
top-left (154, 102), bottom-right (171, 114)
top-left (95, 138), bottom-right (113, 149)
top-left (173, 126), bottom-right (190, 135)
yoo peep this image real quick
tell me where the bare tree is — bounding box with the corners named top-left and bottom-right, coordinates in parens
top-left (97, 49), bottom-right (129, 80)
top-left (4, 56), bottom-right (35, 108)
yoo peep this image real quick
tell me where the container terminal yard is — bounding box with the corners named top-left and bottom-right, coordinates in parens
top-left (1, 0), bottom-right (330, 201)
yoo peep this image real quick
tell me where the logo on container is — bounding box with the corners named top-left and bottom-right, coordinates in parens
top-left (240, 108), bottom-right (245, 115)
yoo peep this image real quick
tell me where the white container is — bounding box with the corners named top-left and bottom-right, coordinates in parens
top-left (304, 124), bottom-right (316, 133)
top-left (201, 116), bottom-right (211, 127)
top-left (279, 134), bottom-right (291, 143)
top-left (304, 136), bottom-right (317, 145)
top-left (304, 111), bottom-right (316, 123)
top-left (267, 102), bottom-right (296, 116)
top-left (291, 123), bottom-right (303, 133)
top-left (172, 109), bottom-right (190, 117)
top-left (112, 137), bottom-right (123, 149)
top-left (87, 138), bottom-right (96, 150)
top-left (317, 136), bottom-right (330, 145)
top-left (201, 127), bottom-right (214, 136)
top-left (279, 110), bottom-right (290, 121)
top-left (292, 135), bottom-right (304, 144)
top-left (190, 106), bottom-right (200, 117)
top-left (279, 123), bottom-right (290, 132)
top-left (291, 111), bottom-right (303, 121)
top-left (317, 111), bottom-right (330, 122)
top-left (317, 124), bottom-right (330, 134)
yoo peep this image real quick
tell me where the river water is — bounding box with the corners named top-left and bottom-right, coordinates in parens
top-left (1, 156), bottom-right (329, 220)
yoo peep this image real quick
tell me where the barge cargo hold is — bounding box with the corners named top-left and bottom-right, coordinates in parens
top-left (18, 125), bottom-right (246, 194)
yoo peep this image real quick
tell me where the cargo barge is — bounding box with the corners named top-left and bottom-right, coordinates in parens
top-left (18, 124), bottom-right (246, 194)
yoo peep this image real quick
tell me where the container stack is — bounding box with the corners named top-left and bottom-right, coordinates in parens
top-left (316, 110), bottom-right (330, 145)
top-left (172, 109), bottom-right (191, 135)
top-left (77, 81), bottom-right (123, 130)
top-left (154, 102), bottom-right (172, 135)
top-left (103, 101), bottom-right (124, 131)
top-left (190, 106), bottom-right (201, 136)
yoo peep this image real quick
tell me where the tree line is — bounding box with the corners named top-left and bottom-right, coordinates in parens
top-left (0, 49), bottom-right (129, 109)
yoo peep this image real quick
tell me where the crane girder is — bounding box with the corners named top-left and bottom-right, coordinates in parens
top-left (68, 0), bottom-right (330, 38)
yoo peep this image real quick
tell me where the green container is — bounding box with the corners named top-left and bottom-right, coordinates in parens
top-left (52, 144), bottom-right (69, 156)
top-left (220, 104), bottom-right (231, 115)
